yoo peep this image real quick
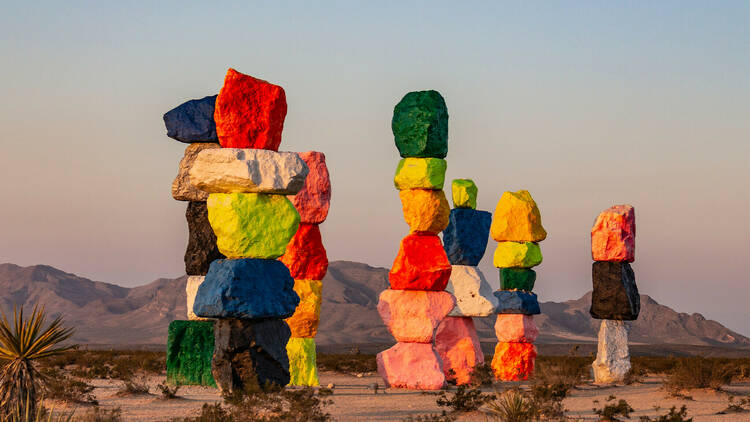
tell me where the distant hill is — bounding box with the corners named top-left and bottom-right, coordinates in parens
top-left (1, 261), bottom-right (748, 350)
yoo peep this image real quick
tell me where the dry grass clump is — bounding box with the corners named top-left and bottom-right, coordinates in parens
top-left (316, 353), bottom-right (376, 374)
top-left (40, 350), bottom-right (164, 381)
top-left (39, 367), bottom-right (97, 405)
top-left (663, 356), bottom-right (735, 393)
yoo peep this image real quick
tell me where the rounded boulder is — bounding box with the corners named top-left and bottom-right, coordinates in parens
top-left (389, 234), bottom-right (452, 290)
top-left (399, 189), bottom-right (450, 234)
top-left (377, 289), bottom-right (455, 343)
top-left (280, 223), bottom-right (328, 280)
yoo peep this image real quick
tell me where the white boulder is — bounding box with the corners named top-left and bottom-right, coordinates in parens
top-left (592, 319), bottom-right (631, 383)
top-left (172, 143), bottom-right (220, 201)
top-left (189, 148), bottom-right (309, 195)
top-left (186, 276), bottom-right (211, 321)
top-left (445, 265), bottom-right (498, 317)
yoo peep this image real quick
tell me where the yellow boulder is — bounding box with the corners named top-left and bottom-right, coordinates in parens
top-left (399, 189), bottom-right (450, 234)
top-left (451, 179), bottom-right (477, 209)
top-left (285, 279), bottom-right (322, 338)
top-left (490, 190), bottom-right (546, 242)
top-left (286, 337), bottom-right (319, 386)
top-left (493, 242), bottom-right (542, 268)
top-left (394, 158), bottom-right (446, 190)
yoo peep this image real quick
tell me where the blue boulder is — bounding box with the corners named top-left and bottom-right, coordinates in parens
top-left (442, 208), bottom-right (492, 266)
top-left (493, 291), bottom-right (541, 315)
top-left (193, 258), bottom-right (299, 319)
top-left (163, 95), bottom-right (218, 143)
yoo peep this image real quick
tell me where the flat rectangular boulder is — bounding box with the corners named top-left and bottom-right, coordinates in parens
top-left (442, 208), bottom-right (492, 266)
top-left (166, 320), bottom-right (215, 387)
top-left (493, 290), bottom-right (541, 315)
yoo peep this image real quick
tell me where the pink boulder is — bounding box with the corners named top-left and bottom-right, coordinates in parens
top-left (494, 314), bottom-right (538, 343)
top-left (435, 316), bottom-right (484, 385)
top-left (377, 342), bottom-right (446, 390)
top-left (591, 204), bottom-right (635, 262)
top-left (290, 151), bottom-right (331, 224)
top-left (378, 290), bottom-right (455, 343)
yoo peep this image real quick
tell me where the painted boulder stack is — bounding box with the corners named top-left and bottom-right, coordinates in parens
top-left (280, 151), bottom-right (332, 386)
top-left (377, 90), bottom-right (455, 390)
top-left (435, 179), bottom-right (494, 385)
top-left (489, 190), bottom-right (546, 381)
top-left (164, 68), bottom-right (310, 392)
top-left (590, 205), bottom-right (638, 383)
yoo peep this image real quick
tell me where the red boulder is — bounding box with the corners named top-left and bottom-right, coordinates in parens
top-left (290, 151), bottom-right (331, 224)
top-left (280, 223), bottom-right (328, 280)
top-left (214, 68), bottom-right (287, 150)
top-left (389, 233), bottom-right (452, 291)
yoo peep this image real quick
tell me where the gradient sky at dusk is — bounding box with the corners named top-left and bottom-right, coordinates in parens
top-left (1, 2), bottom-right (748, 334)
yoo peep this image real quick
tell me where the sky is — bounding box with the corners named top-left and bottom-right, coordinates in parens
top-left (0, 1), bottom-right (748, 334)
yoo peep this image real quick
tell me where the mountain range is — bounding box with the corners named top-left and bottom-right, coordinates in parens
top-left (1, 261), bottom-right (748, 352)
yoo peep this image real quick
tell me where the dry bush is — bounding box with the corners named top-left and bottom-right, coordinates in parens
top-left (434, 385), bottom-right (495, 413)
top-left (40, 350), bottom-right (164, 381)
top-left (39, 368), bottom-right (97, 405)
top-left (156, 382), bottom-right (180, 400)
top-left (116, 377), bottom-right (149, 396)
top-left (316, 353), bottom-right (376, 374)
top-left (638, 405), bottom-right (692, 422)
top-left (468, 362), bottom-right (494, 387)
top-left (592, 396), bottom-right (633, 422)
top-left (663, 357), bottom-right (734, 393)
top-left (73, 406), bottom-right (123, 422)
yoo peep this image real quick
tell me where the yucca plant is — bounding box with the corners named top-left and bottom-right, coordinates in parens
top-left (0, 305), bottom-right (74, 417)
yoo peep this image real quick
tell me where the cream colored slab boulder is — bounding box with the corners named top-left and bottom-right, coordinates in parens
top-left (592, 320), bottom-right (631, 383)
top-left (189, 148), bottom-right (309, 195)
top-left (172, 143), bottom-right (220, 201)
top-left (445, 265), bottom-right (498, 317)
top-left (186, 276), bottom-right (210, 321)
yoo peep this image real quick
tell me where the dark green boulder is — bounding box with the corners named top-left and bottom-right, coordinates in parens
top-left (392, 90), bottom-right (448, 158)
top-left (499, 268), bottom-right (536, 291)
top-left (166, 320), bottom-right (216, 387)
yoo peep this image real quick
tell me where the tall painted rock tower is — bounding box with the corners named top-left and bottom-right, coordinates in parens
top-left (489, 190), bottom-right (545, 381)
top-left (435, 179), bottom-right (495, 385)
top-left (377, 90), bottom-right (455, 390)
top-left (164, 68), bottom-right (310, 392)
top-left (590, 205), bottom-right (638, 383)
top-left (281, 151), bottom-right (332, 386)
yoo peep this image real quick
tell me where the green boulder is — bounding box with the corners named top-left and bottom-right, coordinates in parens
top-left (499, 268), bottom-right (536, 291)
top-left (286, 337), bottom-right (318, 386)
top-left (166, 320), bottom-right (216, 387)
top-left (392, 90), bottom-right (448, 158)
top-left (451, 179), bottom-right (478, 209)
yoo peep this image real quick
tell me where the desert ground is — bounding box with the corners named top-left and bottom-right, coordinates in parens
top-left (50, 371), bottom-right (750, 421)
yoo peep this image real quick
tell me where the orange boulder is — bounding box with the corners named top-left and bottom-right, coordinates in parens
top-left (494, 314), bottom-right (538, 343)
top-left (491, 342), bottom-right (537, 381)
top-left (285, 279), bottom-right (322, 338)
top-left (389, 233), bottom-right (452, 290)
top-left (214, 68), bottom-right (287, 150)
top-left (591, 204), bottom-right (635, 262)
top-left (435, 316), bottom-right (484, 385)
top-left (399, 189), bottom-right (450, 234)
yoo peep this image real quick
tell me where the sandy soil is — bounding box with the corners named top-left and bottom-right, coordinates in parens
top-left (51, 372), bottom-right (750, 421)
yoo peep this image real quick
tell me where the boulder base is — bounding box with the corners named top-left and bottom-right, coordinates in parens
top-left (212, 319), bottom-right (291, 392)
top-left (172, 143), bottom-right (220, 201)
top-left (285, 279), bottom-right (322, 338)
top-left (290, 151), bottom-right (331, 224)
top-left (286, 337), bottom-right (319, 387)
top-left (490, 190), bottom-right (546, 242)
top-left (442, 208), bottom-right (492, 266)
top-left (435, 316), bottom-right (484, 385)
top-left (591, 205), bottom-right (635, 262)
top-left (399, 189), bottom-right (450, 234)
top-left (214, 68), bottom-right (286, 150)
top-left (392, 90), bottom-right (448, 159)
top-left (491, 342), bottom-right (537, 381)
top-left (163, 95), bottom-right (218, 143)
top-left (194, 259), bottom-right (299, 319)
top-left (389, 234), bottom-right (452, 290)
top-left (279, 223), bottom-right (328, 280)
top-left (186, 276), bottom-right (210, 321)
top-left (378, 289), bottom-right (455, 343)
top-left (377, 342), bottom-right (446, 390)
top-left (494, 315), bottom-right (538, 343)
top-left (499, 268), bottom-right (536, 291)
top-left (207, 193), bottom-right (300, 259)
top-left (166, 320), bottom-right (215, 387)
top-left (493, 291), bottom-right (541, 315)
top-left (394, 158), bottom-right (446, 190)
top-left (592, 320), bottom-right (631, 383)
top-left (184, 201), bottom-right (225, 276)
top-left (451, 179), bottom-right (477, 209)
top-left (493, 242), bottom-right (542, 268)
top-left (189, 148), bottom-right (308, 195)
top-left (445, 265), bottom-right (497, 317)
top-left (590, 262), bottom-right (640, 320)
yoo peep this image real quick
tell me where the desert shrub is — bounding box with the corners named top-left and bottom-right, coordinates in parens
top-left (717, 395), bottom-right (750, 414)
top-left (156, 382), bottom-right (180, 400)
top-left (485, 388), bottom-right (537, 422)
top-left (468, 362), bottom-right (494, 387)
top-left (401, 413), bottom-right (456, 422)
top-left (0, 305), bottom-right (75, 417)
top-left (39, 368), bottom-right (97, 405)
top-left (638, 405), bottom-right (692, 422)
top-left (663, 357), bottom-right (734, 393)
top-left (116, 377), bottom-right (149, 396)
top-left (434, 385), bottom-right (494, 413)
top-left (316, 353), bottom-right (376, 374)
top-left (593, 397), bottom-right (633, 422)
top-left (73, 406), bottom-right (122, 422)
top-left (40, 350), bottom-right (164, 381)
